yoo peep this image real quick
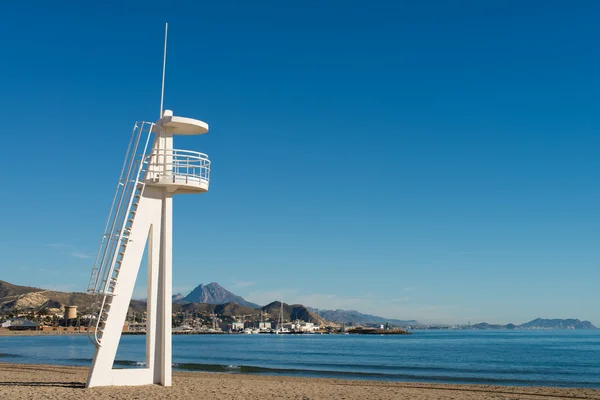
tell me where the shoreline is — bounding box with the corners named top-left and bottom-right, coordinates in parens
top-left (0, 330), bottom-right (409, 336)
top-left (0, 363), bottom-right (599, 399)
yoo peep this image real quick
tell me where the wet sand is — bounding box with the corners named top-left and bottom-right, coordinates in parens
top-left (0, 363), bottom-right (598, 399)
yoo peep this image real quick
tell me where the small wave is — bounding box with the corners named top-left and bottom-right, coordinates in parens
top-left (173, 363), bottom-right (241, 373)
top-left (171, 362), bottom-right (600, 387)
top-left (290, 362), bottom-right (594, 376)
top-left (113, 359), bottom-right (146, 367)
top-left (66, 358), bottom-right (146, 368)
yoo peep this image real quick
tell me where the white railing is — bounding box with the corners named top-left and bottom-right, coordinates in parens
top-left (146, 148), bottom-right (210, 187)
top-left (87, 121), bottom-right (154, 347)
top-left (87, 121), bottom-right (153, 295)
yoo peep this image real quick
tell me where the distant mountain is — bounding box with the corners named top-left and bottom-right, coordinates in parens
top-left (4, 279), bottom-right (594, 331)
top-left (0, 280), bottom-right (147, 316)
top-left (519, 318), bottom-right (596, 330)
top-left (182, 282), bottom-right (259, 309)
top-left (312, 308), bottom-right (418, 326)
top-left (469, 318), bottom-right (597, 330)
top-left (471, 322), bottom-right (508, 330)
top-left (174, 302), bottom-right (258, 317)
top-left (0, 281), bottom-right (329, 325)
top-left (0, 288), bottom-right (97, 314)
top-left (263, 301), bottom-right (330, 326)
top-left (172, 293), bottom-right (185, 302)
top-left (0, 280), bottom-right (43, 298)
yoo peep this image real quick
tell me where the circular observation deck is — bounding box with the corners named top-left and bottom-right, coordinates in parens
top-left (156, 110), bottom-right (209, 135)
top-left (144, 149), bottom-right (210, 194)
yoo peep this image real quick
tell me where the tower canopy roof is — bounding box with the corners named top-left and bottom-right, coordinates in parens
top-left (157, 110), bottom-right (209, 135)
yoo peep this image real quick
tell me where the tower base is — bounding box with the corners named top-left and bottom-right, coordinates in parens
top-left (86, 187), bottom-right (172, 388)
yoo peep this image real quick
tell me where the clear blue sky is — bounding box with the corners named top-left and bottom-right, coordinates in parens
top-left (0, 1), bottom-right (598, 325)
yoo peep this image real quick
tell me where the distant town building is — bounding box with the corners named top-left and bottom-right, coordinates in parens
top-left (227, 321), bottom-right (244, 331)
top-left (2, 318), bottom-right (39, 331)
top-left (64, 306), bottom-right (78, 320)
top-left (258, 321), bottom-right (272, 330)
top-left (295, 322), bottom-right (317, 332)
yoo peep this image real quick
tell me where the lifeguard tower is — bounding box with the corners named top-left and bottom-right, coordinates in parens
top-left (85, 25), bottom-right (209, 387)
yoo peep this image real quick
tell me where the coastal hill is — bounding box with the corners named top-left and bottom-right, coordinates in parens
top-left (471, 318), bottom-right (596, 330)
top-left (173, 301), bottom-right (258, 317)
top-left (1, 280), bottom-right (596, 330)
top-left (519, 318), bottom-right (596, 330)
top-left (313, 308), bottom-right (418, 326)
top-left (0, 280), bottom-right (411, 327)
top-left (0, 280), bottom-right (43, 298)
top-left (182, 282), bottom-right (259, 309)
top-left (0, 281), bottom-right (331, 326)
top-left (262, 301), bottom-right (329, 326)
top-left (172, 293), bottom-right (185, 302)
top-left (0, 280), bottom-right (97, 315)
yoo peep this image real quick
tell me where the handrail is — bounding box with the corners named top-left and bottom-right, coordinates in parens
top-left (86, 121), bottom-right (154, 347)
top-left (146, 148), bottom-right (211, 186)
top-left (151, 148), bottom-right (210, 158)
top-left (100, 124), bottom-right (154, 295)
top-left (87, 123), bottom-right (139, 293)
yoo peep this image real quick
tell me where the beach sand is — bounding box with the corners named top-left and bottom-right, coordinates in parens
top-left (0, 363), bottom-right (598, 399)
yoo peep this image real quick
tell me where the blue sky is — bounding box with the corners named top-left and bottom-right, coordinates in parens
top-left (0, 1), bottom-right (598, 325)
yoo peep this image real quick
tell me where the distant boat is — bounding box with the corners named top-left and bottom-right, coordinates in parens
top-left (176, 325), bottom-right (193, 332)
top-left (275, 301), bottom-right (290, 334)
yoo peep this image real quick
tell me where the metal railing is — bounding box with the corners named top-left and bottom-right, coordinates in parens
top-left (87, 122), bottom-right (153, 295)
top-left (86, 121), bottom-right (154, 347)
top-left (145, 148), bottom-right (210, 187)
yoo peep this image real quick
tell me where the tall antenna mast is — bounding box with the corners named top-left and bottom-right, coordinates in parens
top-left (160, 23), bottom-right (169, 117)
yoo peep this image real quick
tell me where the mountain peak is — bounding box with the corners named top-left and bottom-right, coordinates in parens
top-left (206, 282), bottom-right (222, 288)
top-left (182, 282), bottom-right (259, 309)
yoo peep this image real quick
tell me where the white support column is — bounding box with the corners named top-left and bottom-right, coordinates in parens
top-left (158, 191), bottom-right (173, 385)
top-left (146, 187), bottom-right (162, 381)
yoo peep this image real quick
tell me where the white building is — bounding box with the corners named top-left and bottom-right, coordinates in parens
top-left (296, 322), bottom-right (317, 332)
top-left (1, 319), bottom-right (39, 330)
top-left (227, 321), bottom-right (244, 331)
top-left (258, 321), bottom-right (272, 330)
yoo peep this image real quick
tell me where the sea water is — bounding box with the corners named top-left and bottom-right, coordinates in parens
top-left (1, 330), bottom-right (599, 388)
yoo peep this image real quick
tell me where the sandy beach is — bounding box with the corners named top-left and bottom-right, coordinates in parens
top-left (0, 363), bottom-right (598, 400)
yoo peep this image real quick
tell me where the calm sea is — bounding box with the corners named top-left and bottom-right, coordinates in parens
top-left (1, 330), bottom-right (599, 388)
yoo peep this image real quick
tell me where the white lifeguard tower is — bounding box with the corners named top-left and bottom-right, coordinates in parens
top-left (85, 25), bottom-right (209, 387)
